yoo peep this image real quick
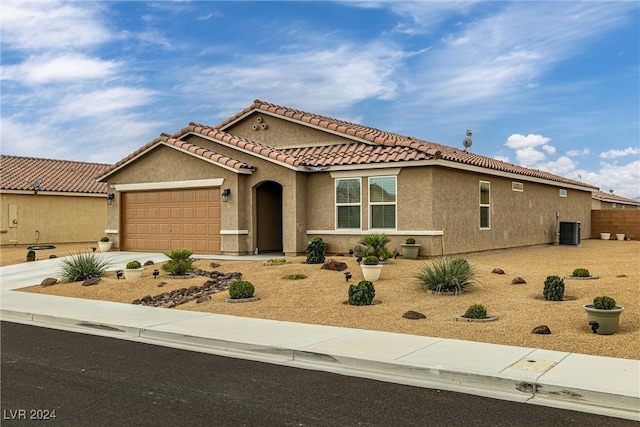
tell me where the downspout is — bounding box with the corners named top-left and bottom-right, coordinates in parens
top-left (441, 228), bottom-right (446, 256)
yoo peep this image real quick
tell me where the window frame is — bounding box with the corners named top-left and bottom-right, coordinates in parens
top-left (559, 189), bottom-right (568, 198)
top-left (512, 182), bottom-right (523, 192)
top-left (479, 181), bottom-right (490, 230)
top-left (335, 178), bottom-right (362, 230)
top-left (368, 176), bottom-right (397, 230)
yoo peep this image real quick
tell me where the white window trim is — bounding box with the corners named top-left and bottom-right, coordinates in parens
top-left (480, 181), bottom-right (490, 230)
top-left (335, 178), bottom-right (362, 230)
top-left (559, 189), bottom-right (568, 197)
top-left (368, 176), bottom-right (397, 230)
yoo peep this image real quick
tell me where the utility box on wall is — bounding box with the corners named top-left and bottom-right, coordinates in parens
top-left (559, 221), bottom-right (581, 246)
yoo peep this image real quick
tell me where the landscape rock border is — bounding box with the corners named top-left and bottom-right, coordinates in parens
top-left (563, 275), bottom-right (599, 280)
top-left (225, 296), bottom-right (260, 303)
top-left (454, 314), bottom-right (499, 323)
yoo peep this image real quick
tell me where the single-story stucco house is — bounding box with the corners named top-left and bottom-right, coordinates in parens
top-left (592, 190), bottom-right (640, 210)
top-left (0, 155), bottom-right (110, 246)
top-left (97, 100), bottom-right (599, 257)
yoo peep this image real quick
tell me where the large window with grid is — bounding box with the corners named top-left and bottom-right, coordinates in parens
top-left (369, 176), bottom-right (396, 229)
top-left (480, 181), bottom-right (490, 229)
top-left (335, 178), bottom-right (361, 229)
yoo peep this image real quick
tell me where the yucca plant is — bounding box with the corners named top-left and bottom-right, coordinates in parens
top-left (162, 248), bottom-right (194, 276)
top-left (414, 257), bottom-right (477, 295)
top-left (59, 252), bottom-right (111, 282)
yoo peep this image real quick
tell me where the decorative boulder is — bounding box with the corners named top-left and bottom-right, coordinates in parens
top-left (144, 260), bottom-right (155, 266)
top-left (492, 268), bottom-right (505, 274)
top-left (40, 277), bottom-right (57, 287)
top-left (511, 277), bottom-right (527, 284)
top-left (321, 259), bottom-right (348, 271)
top-left (82, 277), bottom-right (101, 287)
top-left (402, 310), bottom-right (426, 320)
top-left (531, 325), bottom-right (551, 334)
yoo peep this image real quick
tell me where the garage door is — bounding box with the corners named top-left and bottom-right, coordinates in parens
top-left (122, 188), bottom-right (221, 253)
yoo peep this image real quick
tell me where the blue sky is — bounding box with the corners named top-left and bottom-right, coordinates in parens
top-left (1, 1), bottom-right (639, 199)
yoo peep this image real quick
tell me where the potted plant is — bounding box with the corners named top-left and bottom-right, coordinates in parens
top-left (98, 236), bottom-right (112, 252)
top-left (600, 232), bottom-right (611, 240)
top-left (583, 296), bottom-right (624, 335)
top-left (358, 233), bottom-right (393, 261)
top-left (123, 260), bottom-right (144, 280)
top-left (400, 237), bottom-right (421, 260)
top-left (360, 256), bottom-right (383, 282)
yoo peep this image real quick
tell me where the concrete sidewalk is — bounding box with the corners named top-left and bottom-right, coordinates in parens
top-left (1, 253), bottom-right (638, 421)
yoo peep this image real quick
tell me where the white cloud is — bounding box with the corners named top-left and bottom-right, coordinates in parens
top-left (542, 145), bottom-right (556, 154)
top-left (493, 155), bottom-right (510, 163)
top-left (566, 148), bottom-right (591, 157)
top-left (2, 55), bottom-right (121, 85)
top-left (57, 87), bottom-right (157, 119)
top-left (600, 147), bottom-right (640, 159)
top-left (505, 133), bottom-right (551, 149)
top-left (537, 156), bottom-right (577, 177)
top-left (514, 147), bottom-right (547, 167)
top-left (594, 160), bottom-right (640, 199)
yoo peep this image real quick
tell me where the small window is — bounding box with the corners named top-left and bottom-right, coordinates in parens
top-left (559, 189), bottom-right (567, 197)
top-left (512, 182), bottom-right (523, 192)
top-left (369, 176), bottom-right (396, 229)
top-left (480, 181), bottom-right (490, 229)
top-left (336, 178), bottom-right (361, 229)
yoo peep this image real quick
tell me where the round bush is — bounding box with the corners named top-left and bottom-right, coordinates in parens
top-left (229, 280), bottom-right (255, 299)
top-left (593, 296), bottom-right (616, 310)
top-left (126, 260), bottom-right (142, 269)
top-left (405, 237), bottom-right (416, 245)
top-left (543, 275), bottom-right (564, 301)
top-left (26, 250), bottom-right (36, 262)
top-left (572, 268), bottom-right (590, 277)
top-left (464, 303), bottom-right (487, 319)
top-left (348, 280), bottom-right (375, 306)
top-left (363, 256), bottom-right (379, 265)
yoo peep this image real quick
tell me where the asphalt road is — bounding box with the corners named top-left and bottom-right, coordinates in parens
top-left (1, 322), bottom-right (636, 427)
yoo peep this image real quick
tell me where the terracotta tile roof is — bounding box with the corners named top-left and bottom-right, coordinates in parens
top-left (592, 190), bottom-right (640, 206)
top-left (282, 143), bottom-right (436, 167)
top-left (0, 155), bottom-right (110, 194)
top-left (217, 100), bottom-right (598, 189)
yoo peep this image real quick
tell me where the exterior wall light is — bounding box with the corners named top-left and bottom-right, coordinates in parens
top-left (221, 188), bottom-right (231, 202)
top-left (107, 193), bottom-right (115, 205)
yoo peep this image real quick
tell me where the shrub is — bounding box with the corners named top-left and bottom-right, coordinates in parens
top-left (414, 257), bottom-right (477, 295)
top-left (593, 296), bottom-right (616, 310)
top-left (59, 252), bottom-right (111, 282)
top-left (126, 260), bottom-right (142, 269)
top-left (363, 256), bottom-right (379, 265)
top-left (572, 268), bottom-right (590, 277)
top-left (464, 303), bottom-right (487, 319)
top-left (267, 258), bottom-right (287, 263)
top-left (543, 275), bottom-right (564, 301)
top-left (100, 236), bottom-right (110, 242)
top-left (229, 280), bottom-right (255, 299)
top-left (359, 233), bottom-right (393, 260)
top-left (405, 237), bottom-right (416, 245)
top-left (306, 238), bottom-right (326, 264)
top-left (162, 248), bottom-right (194, 276)
top-left (26, 250), bottom-right (36, 262)
top-left (284, 274), bottom-right (306, 280)
top-left (348, 280), bottom-right (375, 306)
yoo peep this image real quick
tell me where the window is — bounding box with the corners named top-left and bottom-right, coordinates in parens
top-left (512, 182), bottom-right (523, 192)
top-left (369, 176), bottom-right (396, 229)
top-left (480, 181), bottom-right (490, 229)
top-left (335, 178), bottom-right (361, 229)
top-left (559, 189), bottom-right (567, 197)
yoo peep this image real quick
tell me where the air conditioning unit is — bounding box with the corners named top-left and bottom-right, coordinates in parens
top-left (559, 221), bottom-right (581, 246)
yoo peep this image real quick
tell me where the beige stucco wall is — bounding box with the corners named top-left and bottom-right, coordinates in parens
top-left (0, 192), bottom-right (106, 245)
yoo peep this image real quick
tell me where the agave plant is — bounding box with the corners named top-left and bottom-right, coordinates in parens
top-left (414, 257), bottom-right (477, 295)
top-left (59, 252), bottom-right (111, 282)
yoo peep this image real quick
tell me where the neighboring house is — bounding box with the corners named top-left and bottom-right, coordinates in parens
top-left (97, 100), bottom-right (599, 256)
top-left (0, 155), bottom-right (110, 246)
top-left (592, 190), bottom-right (640, 210)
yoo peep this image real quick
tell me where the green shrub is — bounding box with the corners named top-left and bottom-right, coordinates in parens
top-left (543, 275), bottom-right (564, 301)
top-left (26, 250), bottom-right (36, 262)
top-left (126, 260), bottom-right (141, 269)
top-left (348, 280), bottom-right (375, 306)
top-left (162, 248), bottom-right (194, 276)
top-left (100, 236), bottom-right (110, 242)
top-left (593, 296), bottom-right (616, 310)
top-left (359, 233), bottom-right (392, 260)
top-left (306, 238), bottom-right (326, 264)
top-left (363, 256), bottom-right (379, 265)
top-left (464, 303), bottom-right (487, 319)
top-left (414, 257), bottom-right (477, 295)
top-left (405, 237), bottom-right (416, 245)
top-left (267, 258), bottom-right (287, 263)
top-left (229, 280), bottom-right (255, 299)
top-left (284, 274), bottom-right (307, 280)
top-left (572, 268), bottom-right (590, 277)
top-left (59, 252), bottom-right (111, 282)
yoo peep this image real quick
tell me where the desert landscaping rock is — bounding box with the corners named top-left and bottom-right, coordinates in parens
top-left (492, 268), bottom-right (505, 274)
top-left (82, 277), bottom-right (101, 287)
top-left (511, 276), bottom-right (527, 284)
top-left (617, 273), bottom-right (627, 278)
top-left (144, 260), bottom-right (155, 266)
top-left (321, 259), bottom-right (348, 271)
top-left (402, 310), bottom-right (426, 320)
top-left (532, 325), bottom-right (552, 334)
top-left (40, 277), bottom-right (57, 287)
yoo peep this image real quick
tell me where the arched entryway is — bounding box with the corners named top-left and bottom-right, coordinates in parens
top-left (255, 181), bottom-right (283, 254)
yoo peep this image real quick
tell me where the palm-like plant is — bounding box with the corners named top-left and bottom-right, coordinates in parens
top-left (162, 248), bottom-right (195, 276)
top-left (414, 257), bottom-right (477, 295)
top-left (359, 233), bottom-right (392, 260)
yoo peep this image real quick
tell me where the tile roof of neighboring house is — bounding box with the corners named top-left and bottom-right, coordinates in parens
top-left (0, 155), bottom-right (110, 194)
top-left (592, 190), bottom-right (640, 206)
top-left (216, 100), bottom-right (599, 189)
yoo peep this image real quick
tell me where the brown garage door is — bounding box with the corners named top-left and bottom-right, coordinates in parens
top-left (122, 188), bottom-right (221, 253)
